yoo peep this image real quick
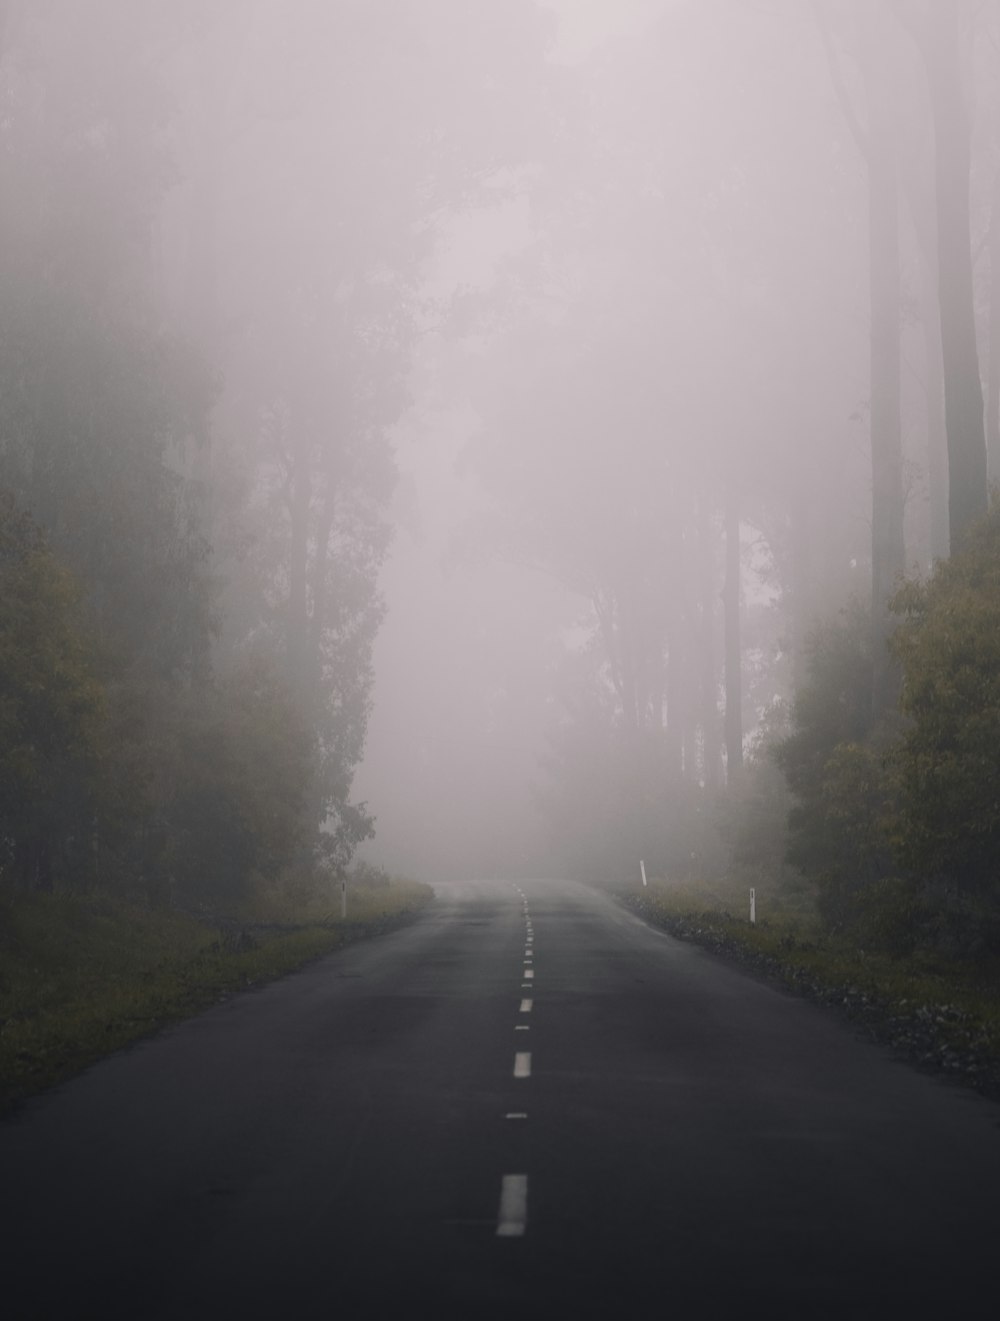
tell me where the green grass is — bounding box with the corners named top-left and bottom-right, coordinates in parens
top-left (0, 878), bottom-right (433, 1114)
top-left (620, 880), bottom-right (1000, 1098)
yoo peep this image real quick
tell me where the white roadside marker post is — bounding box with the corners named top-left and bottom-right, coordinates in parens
top-left (750, 887), bottom-right (756, 926)
top-left (640, 859), bottom-right (648, 888)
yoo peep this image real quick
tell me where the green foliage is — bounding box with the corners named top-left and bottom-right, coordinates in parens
top-left (347, 859), bottom-right (392, 890)
top-left (0, 494), bottom-right (106, 889)
top-left (164, 659), bottom-right (317, 906)
top-left (890, 509), bottom-right (1000, 902)
top-left (773, 600), bottom-right (874, 813)
top-left (774, 603), bottom-right (882, 914)
top-left (773, 601), bottom-right (911, 941)
top-left (775, 516), bottom-right (1000, 954)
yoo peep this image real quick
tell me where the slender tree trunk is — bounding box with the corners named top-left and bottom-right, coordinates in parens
top-left (786, 491), bottom-right (813, 692)
top-left (662, 509), bottom-right (684, 780)
top-left (723, 488), bottom-right (742, 783)
top-left (698, 497), bottom-right (720, 789)
top-left (900, 121), bottom-right (949, 565)
top-left (920, 253), bottom-right (950, 563)
top-left (923, 5), bottom-right (988, 549)
top-left (288, 427), bottom-right (312, 701)
top-left (664, 610), bottom-right (683, 780)
top-left (987, 167), bottom-right (1000, 485)
top-left (819, 6), bottom-right (905, 709)
top-left (866, 102), bottom-right (904, 714)
top-left (307, 483), bottom-right (336, 700)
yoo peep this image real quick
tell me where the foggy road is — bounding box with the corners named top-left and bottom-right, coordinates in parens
top-left (4, 879), bottom-right (1000, 1318)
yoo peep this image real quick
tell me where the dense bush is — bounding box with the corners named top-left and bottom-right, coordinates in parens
top-left (891, 511), bottom-right (1000, 899)
top-left (0, 494), bottom-right (320, 906)
top-left (776, 511), bottom-right (1000, 954)
top-left (0, 494), bottom-right (105, 890)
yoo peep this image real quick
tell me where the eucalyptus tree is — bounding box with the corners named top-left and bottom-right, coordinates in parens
top-left (814, 0), bottom-right (908, 714)
top-left (893, 0), bottom-right (989, 550)
top-left (160, 0), bottom-right (552, 860)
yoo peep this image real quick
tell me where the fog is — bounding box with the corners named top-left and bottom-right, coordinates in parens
top-left (2, 0), bottom-right (996, 897)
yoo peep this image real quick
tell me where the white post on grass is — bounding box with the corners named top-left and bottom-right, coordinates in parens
top-left (640, 859), bottom-right (648, 888)
top-left (341, 874), bottom-right (347, 921)
top-left (749, 887), bottom-right (756, 925)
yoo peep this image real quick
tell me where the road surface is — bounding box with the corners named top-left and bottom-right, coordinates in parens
top-left (3, 878), bottom-right (999, 1318)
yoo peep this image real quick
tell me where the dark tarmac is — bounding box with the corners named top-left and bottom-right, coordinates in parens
top-left (4, 878), bottom-right (999, 1319)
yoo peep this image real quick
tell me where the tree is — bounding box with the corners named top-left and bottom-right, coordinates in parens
top-left (895, 0), bottom-right (989, 549)
top-left (891, 507), bottom-right (1000, 912)
top-left (0, 494), bottom-right (105, 890)
top-left (815, 0), bottom-right (906, 712)
top-left (165, 658), bottom-right (316, 905)
top-left (772, 600), bottom-right (899, 929)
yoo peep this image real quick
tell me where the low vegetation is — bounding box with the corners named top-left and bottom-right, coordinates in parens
top-left (0, 869), bottom-right (433, 1115)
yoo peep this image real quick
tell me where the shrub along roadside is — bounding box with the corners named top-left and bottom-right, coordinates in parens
top-left (0, 877), bottom-right (433, 1116)
top-left (618, 883), bottom-right (1000, 1104)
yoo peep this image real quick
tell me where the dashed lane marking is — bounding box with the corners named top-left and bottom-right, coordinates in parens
top-left (520, 998), bottom-right (532, 1012)
top-left (514, 1051), bottom-right (531, 1078)
top-left (496, 1174), bottom-right (528, 1237)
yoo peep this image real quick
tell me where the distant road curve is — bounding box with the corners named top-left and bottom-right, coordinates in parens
top-left (3, 877), bottom-right (999, 1318)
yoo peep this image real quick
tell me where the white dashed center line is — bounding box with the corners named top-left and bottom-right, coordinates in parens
top-left (514, 1051), bottom-right (531, 1078)
top-left (515, 1024), bottom-right (530, 1031)
top-left (523, 968), bottom-right (534, 979)
top-left (496, 1174), bottom-right (528, 1237)
top-left (505, 1112), bottom-right (528, 1120)
top-left (520, 998), bottom-right (532, 1012)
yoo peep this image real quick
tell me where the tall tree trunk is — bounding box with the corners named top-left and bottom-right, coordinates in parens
top-left (664, 610), bottom-right (683, 781)
top-left (786, 490), bottom-right (813, 693)
top-left (288, 426), bottom-right (313, 702)
top-left (307, 485), bottom-right (336, 702)
top-left (662, 510), bottom-right (684, 781)
top-left (819, 5), bottom-right (905, 710)
top-left (923, 5), bottom-right (988, 549)
top-left (698, 497), bottom-right (720, 790)
top-left (723, 488), bottom-right (742, 783)
top-left (900, 120), bottom-right (950, 565)
top-left (866, 91), bottom-right (905, 714)
top-left (919, 252), bottom-right (950, 563)
top-left (987, 167), bottom-right (1000, 485)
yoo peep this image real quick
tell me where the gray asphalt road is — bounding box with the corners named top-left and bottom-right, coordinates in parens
top-left (3, 878), bottom-right (1000, 1319)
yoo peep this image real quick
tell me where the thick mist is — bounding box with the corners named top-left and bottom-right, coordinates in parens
top-left (2, 0), bottom-right (997, 900)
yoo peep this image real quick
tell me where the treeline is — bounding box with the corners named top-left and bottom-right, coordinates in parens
top-left (0, 4), bottom-right (391, 906)
top-left (778, 508), bottom-right (1000, 956)
top-left (0, 0), bottom-right (551, 905)
top-left (453, 2), bottom-right (1000, 941)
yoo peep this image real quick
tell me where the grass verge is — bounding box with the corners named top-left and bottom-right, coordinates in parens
top-left (618, 881), bottom-right (1000, 1104)
top-left (0, 878), bottom-right (433, 1116)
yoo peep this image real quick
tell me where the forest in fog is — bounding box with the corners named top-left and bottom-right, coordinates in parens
top-left (4, 0), bottom-right (1000, 955)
